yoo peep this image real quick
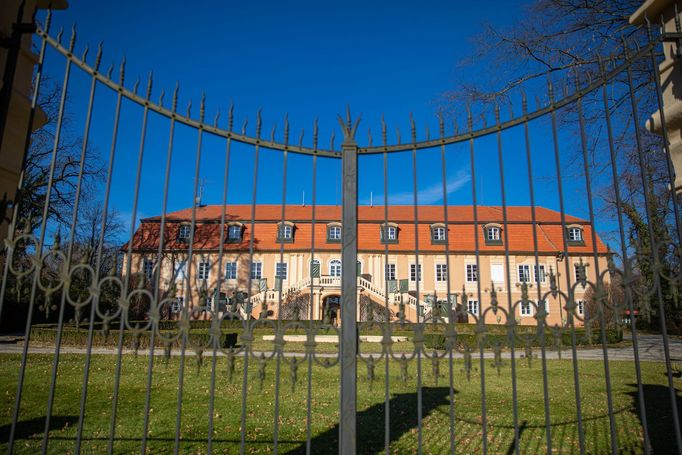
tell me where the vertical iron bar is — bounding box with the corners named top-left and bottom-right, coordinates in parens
top-left (631, 42), bottom-right (682, 452)
top-left (174, 102), bottom-right (205, 455)
top-left (272, 117), bottom-right (290, 454)
top-left (548, 81), bottom-right (586, 454)
top-left (75, 53), bottom-right (125, 455)
top-left (382, 118), bottom-right (391, 455)
top-left (140, 86), bottom-right (179, 455)
top-left (438, 116), bottom-right (456, 455)
top-left (239, 121), bottom-right (261, 455)
top-left (340, 119), bottom-right (358, 455)
top-left (409, 117), bottom-right (423, 455)
top-left (520, 95), bottom-right (552, 453)
top-left (106, 58), bottom-right (130, 455)
top-left (467, 109), bottom-right (488, 454)
top-left (109, 69), bottom-right (153, 455)
top-left (575, 85), bottom-right (618, 455)
top-left (207, 114), bottom-right (233, 455)
top-left (494, 105), bottom-right (520, 455)
top-left (305, 144), bottom-right (318, 455)
top-left (599, 60), bottom-right (650, 454)
top-left (7, 28), bottom-right (74, 453)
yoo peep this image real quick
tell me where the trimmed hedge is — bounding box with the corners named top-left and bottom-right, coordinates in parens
top-left (422, 328), bottom-right (623, 350)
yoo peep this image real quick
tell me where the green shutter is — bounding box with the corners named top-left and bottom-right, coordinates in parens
top-left (388, 280), bottom-right (398, 293)
top-left (259, 278), bottom-right (267, 292)
top-left (311, 262), bottom-right (320, 278)
top-left (399, 279), bottom-right (409, 293)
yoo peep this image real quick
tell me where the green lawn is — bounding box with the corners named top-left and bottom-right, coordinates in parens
top-left (0, 353), bottom-right (679, 454)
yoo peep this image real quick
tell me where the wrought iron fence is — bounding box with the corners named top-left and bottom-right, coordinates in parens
top-left (0, 5), bottom-right (681, 455)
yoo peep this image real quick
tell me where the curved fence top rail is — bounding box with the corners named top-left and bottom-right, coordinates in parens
top-left (38, 24), bottom-right (657, 157)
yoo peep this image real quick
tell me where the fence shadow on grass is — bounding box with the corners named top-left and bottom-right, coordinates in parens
top-left (629, 382), bottom-right (682, 454)
top-left (0, 415), bottom-right (77, 443)
top-left (284, 386), bottom-right (455, 454)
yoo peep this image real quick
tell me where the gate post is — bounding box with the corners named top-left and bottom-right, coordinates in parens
top-left (339, 109), bottom-right (359, 454)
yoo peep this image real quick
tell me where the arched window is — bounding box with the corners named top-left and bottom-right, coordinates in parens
top-left (227, 222), bottom-right (243, 243)
top-left (430, 223), bottom-right (447, 244)
top-left (327, 223), bottom-right (342, 242)
top-left (329, 259), bottom-right (342, 277)
top-left (567, 225), bottom-right (584, 244)
top-left (380, 223), bottom-right (399, 244)
top-left (178, 223), bottom-right (192, 242)
top-left (483, 223), bottom-right (503, 245)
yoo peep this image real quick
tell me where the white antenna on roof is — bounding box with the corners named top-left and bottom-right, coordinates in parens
top-left (196, 178), bottom-right (205, 207)
top-left (370, 191), bottom-right (373, 207)
top-left (302, 190), bottom-right (305, 206)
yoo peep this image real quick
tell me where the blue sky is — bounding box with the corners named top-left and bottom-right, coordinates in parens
top-left (38, 1), bottom-right (613, 244)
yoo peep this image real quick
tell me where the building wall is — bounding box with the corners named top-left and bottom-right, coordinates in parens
top-left (126, 249), bottom-right (607, 326)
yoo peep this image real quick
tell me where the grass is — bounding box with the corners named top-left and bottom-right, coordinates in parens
top-left (0, 353), bottom-right (679, 454)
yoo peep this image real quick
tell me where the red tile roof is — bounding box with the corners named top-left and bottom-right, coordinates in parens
top-left (129, 204), bottom-right (607, 254)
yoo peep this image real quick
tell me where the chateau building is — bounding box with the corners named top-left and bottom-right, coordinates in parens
top-left (126, 204), bottom-right (608, 326)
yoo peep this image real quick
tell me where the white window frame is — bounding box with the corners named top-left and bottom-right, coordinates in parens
top-left (435, 263), bottom-right (448, 282)
top-left (198, 261), bottom-right (210, 280)
top-left (329, 259), bottom-right (342, 277)
top-left (275, 262), bottom-right (288, 280)
top-left (328, 225), bottom-right (341, 240)
top-left (227, 225), bottom-right (242, 241)
top-left (576, 299), bottom-right (585, 316)
top-left (143, 258), bottom-right (154, 280)
top-left (432, 226), bottom-right (446, 241)
top-left (540, 299), bottom-right (549, 314)
top-left (520, 301), bottom-right (533, 317)
top-left (568, 227), bottom-right (583, 242)
top-left (518, 264), bottom-right (531, 283)
top-left (574, 263), bottom-right (587, 283)
top-left (465, 263), bottom-right (478, 283)
top-left (178, 224), bottom-right (192, 241)
top-left (385, 263), bottom-right (396, 281)
top-left (278, 224), bottom-right (293, 241)
top-left (486, 226), bottom-right (501, 241)
top-left (534, 264), bottom-right (546, 283)
top-left (251, 262), bottom-right (263, 280)
top-left (467, 299), bottom-right (479, 316)
top-left (410, 263), bottom-right (422, 282)
top-left (225, 262), bottom-right (237, 280)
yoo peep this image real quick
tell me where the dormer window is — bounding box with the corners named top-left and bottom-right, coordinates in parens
top-left (567, 225), bottom-right (584, 245)
top-left (178, 224), bottom-right (192, 242)
top-left (431, 223), bottom-right (447, 244)
top-left (380, 223), bottom-right (398, 244)
top-left (484, 223), bottom-right (502, 245)
top-left (327, 223), bottom-right (342, 243)
top-left (277, 222), bottom-right (295, 243)
top-left (227, 223), bottom-right (243, 243)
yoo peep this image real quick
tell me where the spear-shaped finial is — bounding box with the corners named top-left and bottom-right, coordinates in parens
top-left (521, 90), bottom-right (528, 115)
top-left (256, 108), bottom-right (262, 138)
top-left (438, 112), bottom-right (445, 138)
top-left (145, 72), bottom-right (153, 100)
top-left (199, 92), bottom-right (206, 123)
top-left (313, 118), bottom-right (319, 150)
top-left (158, 89), bottom-right (165, 107)
top-left (241, 117), bottom-right (248, 135)
top-left (81, 44), bottom-right (89, 64)
top-left (133, 77), bottom-right (140, 95)
top-left (68, 24), bottom-right (77, 52)
top-left (410, 113), bottom-right (416, 144)
top-left (119, 56), bottom-right (127, 84)
top-left (106, 63), bottom-right (114, 79)
top-left (346, 104), bottom-right (352, 131)
top-left (214, 110), bottom-right (220, 128)
top-left (395, 127), bottom-right (401, 145)
top-left (228, 101), bottom-right (234, 132)
top-left (95, 42), bottom-right (103, 71)
top-left (186, 99), bottom-right (192, 118)
top-left (298, 128), bottom-right (304, 148)
top-left (270, 124), bottom-right (276, 142)
top-left (381, 114), bottom-right (387, 146)
top-left (56, 27), bottom-right (64, 45)
top-left (172, 82), bottom-right (179, 112)
top-left (44, 9), bottom-right (53, 33)
top-left (284, 114), bottom-right (290, 144)
top-left (494, 103), bottom-right (500, 125)
top-left (547, 79), bottom-right (555, 104)
top-left (330, 131), bottom-right (335, 151)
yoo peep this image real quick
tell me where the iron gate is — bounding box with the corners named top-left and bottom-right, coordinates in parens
top-left (1, 5), bottom-right (682, 455)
